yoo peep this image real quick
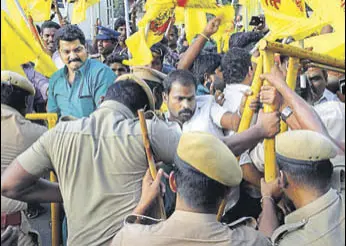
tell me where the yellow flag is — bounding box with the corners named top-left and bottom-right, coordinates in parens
top-left (1, 11), bottom-right (36, 76)
top-left (184, 8), bottom-right (207, 45)
top-left (71, 0), bottom-right (100, 24)
top-left (293, 32), bottom-right (345, 60)
top-left (1, 10), bottom-right (57, 77)
top-left (19, 0), bottom-right (52, 22)
top-left (125, 0), bottom-right (175, 66)
top-left (260, 0), bottom-right (327, 41)
top-left (209, 5), bottom-right (235, 53)
top-left (305, 0), bottom-right (345, 32)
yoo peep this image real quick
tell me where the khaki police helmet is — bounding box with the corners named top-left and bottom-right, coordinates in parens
top-left (1, 71), bottom-right (35, 96)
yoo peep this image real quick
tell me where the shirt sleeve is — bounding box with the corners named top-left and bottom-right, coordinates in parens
top-left (47, 77), bottom-right (60, 115)
top-left (249, 142), bottom-right (265, 172)
top-left (149, 118), bottom-right (181, 165)
top-left (210, 101), bottom-right (228, 128)
top-left (16, 130), bottom-right (54, 177)
top-left (239, 151), bottom-right (252, 166)
top-left (94, 67), bottom-right (117, 106)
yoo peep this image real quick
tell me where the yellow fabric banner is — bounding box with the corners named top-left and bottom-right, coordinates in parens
top-left (19, 0), bottom-right (52, 22)
top-left (1, 10), bottom-right (57, 77)
top-left (260, 0), bottom-right (328, 41)
top-left (71, 0), bottom-right (100, 24)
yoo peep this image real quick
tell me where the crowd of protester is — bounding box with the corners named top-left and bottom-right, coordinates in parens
top-left (1, 7), bottom-right (345, 246)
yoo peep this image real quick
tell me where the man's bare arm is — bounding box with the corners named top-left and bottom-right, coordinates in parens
top-left (222, 110), bottom-right (281, 157)
top-left (1, 160), bottom-right (63, 203)
top-left (177, 17), bottom-right (221, 70)
top-left (261, 68), bottom-right (345, 152)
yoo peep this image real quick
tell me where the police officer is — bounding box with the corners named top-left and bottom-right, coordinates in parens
top-left (111, 132), bottom-right (272, 246)
top-left (91, 26), bottom-right (120, 63)
top-left (259, 130), bottom-right (345, 245)
top-left (1, 71), bottom-right (47, 245)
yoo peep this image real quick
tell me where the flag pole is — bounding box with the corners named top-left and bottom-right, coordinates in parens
top-left (124, 0), bottom-right (132, 58)
top-left (13, 0), bottom-right (45, 51)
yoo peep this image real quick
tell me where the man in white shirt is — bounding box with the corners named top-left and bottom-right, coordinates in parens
top-left (306, 67), bottom-right (340, 105)
top-left (163, 70), bottom-right (241, 138)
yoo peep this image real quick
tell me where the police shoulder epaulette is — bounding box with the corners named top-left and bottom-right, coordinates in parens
top-left (271, 219), bottom-right (308, 245)
top-left (226, 217), bottom-right (257, 230)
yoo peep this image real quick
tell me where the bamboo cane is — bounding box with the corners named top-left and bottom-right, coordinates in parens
top-left (137, 110), bottom-right (167, 219)
top-left (238, 55), bottom-right (264, 133)
top-left (261, 50), bottom-right (277, 183)
top-left (259, 40), bottom-right (345, 69)
top-left (25, 113), bottom-right (60, 246)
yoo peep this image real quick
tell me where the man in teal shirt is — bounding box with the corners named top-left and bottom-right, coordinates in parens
top-left (48, 25), bottom-right (116, 118)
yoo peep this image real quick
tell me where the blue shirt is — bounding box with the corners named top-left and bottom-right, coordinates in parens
top-left (48, 59), bottom-right (116, 118)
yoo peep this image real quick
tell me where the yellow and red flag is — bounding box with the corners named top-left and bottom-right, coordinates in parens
top-left (260, 0), bottom-right (326, 41)
top-left (176, 0), bottom-right (217, 8)
top-left (125, 0), bottom-right (175, 66)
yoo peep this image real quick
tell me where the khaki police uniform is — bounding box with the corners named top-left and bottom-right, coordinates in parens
top-left (272, 130), bottom-right (345, 246)
top-left (245, 102), bottom-right (345, 198)
top-left (1, 71), bottom-right (47, 246)
top-left (15, 76), bottom-right (181, 246)
top-left (111, 132), bottom-right (271, 246)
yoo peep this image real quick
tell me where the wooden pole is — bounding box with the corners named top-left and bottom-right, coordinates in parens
top-left (25, 113), bottom-right (60, 246)
top-left (259, 40), bottom-right (345, 69)
top-left (137, 110), bottom-right (167, 219)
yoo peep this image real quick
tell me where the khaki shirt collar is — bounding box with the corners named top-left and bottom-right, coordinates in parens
top-left (1, 104), bottom-right (23, 118)
top-left (170, 210), bottom-right (218, 223)
top-left (96, 100), bottom-right (134, 119)
top-left (285, 189), bottom-right (339, 224)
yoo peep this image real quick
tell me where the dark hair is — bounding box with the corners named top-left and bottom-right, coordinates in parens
top-left (54, 25), bottom-right (86, 49)
top-left (191, 53), bottom-right (221, 85)
top-left (144, 80), bottom-right (164, 110)
top-left (277, 158), bottom-right (333, 192)
top-left (1, 84), bottom-right (29, 114)
top-left (41, 21), bottom-right (61, 33)
top-left (222, 47), bottom-right (251, 85)
top-left (114, 17), bottom-right (126, 31)
top-left (229, 32), bottom-right (263, 52)
top-left (105, 53), bottom-right (129, 68)
top-left (174, 155), bottom-right (229, 213)
top-left (163, 70), bottom-right (197, 94)
top-left (151, 43), bottom-right (168, 61)
top-left (104, 80), bottom-right (150, 114)
top-left (36, 25), bottom-right (41, 34)
top-left (171, 25), bottom-right (179, 36)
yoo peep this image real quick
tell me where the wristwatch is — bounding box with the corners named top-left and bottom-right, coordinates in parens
top-left (281, 106), bottom-right (293, 122)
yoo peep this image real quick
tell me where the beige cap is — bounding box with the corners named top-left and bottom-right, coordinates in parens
top-left (1, 71), bottom-right (35, 96)
top-left (132, 66), bottom-right (167, 84)
top-left (177, 132), bottom-right (242, 187)
top-left (115, 74), bottom-right (155, 110)
top-left (276, 130), bottom-right (337, 163)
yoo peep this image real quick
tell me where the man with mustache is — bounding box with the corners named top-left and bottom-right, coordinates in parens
top-left (47, 25), bottom-right (116, 118)
top-left (163, 70), bottom-right (280, 140)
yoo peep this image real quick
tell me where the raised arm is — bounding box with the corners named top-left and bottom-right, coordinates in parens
top-left (177, 17), bottom-right (221, 70)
